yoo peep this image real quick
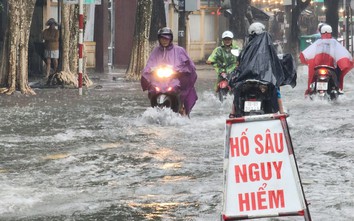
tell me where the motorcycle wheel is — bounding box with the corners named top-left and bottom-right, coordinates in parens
top-left (328, 80), bottom-right (339, 101)
top-left (154, 94), bottom-right (181, 113)
top-left (329, 90), bottom-right (339, 101)
top-left (218, 89), bottom-right (228, 102)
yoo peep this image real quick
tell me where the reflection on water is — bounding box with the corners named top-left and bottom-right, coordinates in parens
top-left (128, 202), bottom-right (197, 220)
top-left (42, 154), bottom-right (70, 160)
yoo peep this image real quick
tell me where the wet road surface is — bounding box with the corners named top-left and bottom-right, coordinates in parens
top-left (0, 65), bottom-right (353, 221)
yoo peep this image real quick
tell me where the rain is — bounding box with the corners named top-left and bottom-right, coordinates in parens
top-left (1, 64), bottom-right (353, 220)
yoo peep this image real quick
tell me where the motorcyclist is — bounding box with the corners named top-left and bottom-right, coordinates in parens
top-left (300, 24), bottom-right (353, 95)
top-left (206, 30), bottom-right (239, 91)
top-left (228, 22), bottom-right (286, 118)
top-left (141, 27), bottom-right (198, 117)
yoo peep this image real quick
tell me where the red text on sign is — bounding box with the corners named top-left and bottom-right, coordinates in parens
top-left (238, 189), bottom-right (285, 212)
top-left (229, 129), bottom-right (285, 157)
top-left (254, 130), bottom-right (284, 154)
top-left (234, 161), bottom-right (283, 183)
top-left (230, 132), bottom-right (250, 157)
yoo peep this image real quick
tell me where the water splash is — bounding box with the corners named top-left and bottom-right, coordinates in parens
top-left (139, 107), bottom-right (190, 126)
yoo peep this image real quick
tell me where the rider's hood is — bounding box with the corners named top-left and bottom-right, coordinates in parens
top-left (300, 37), bottom-right (353, 77)
top-left (235, 32), bottom-right (285, 87)
top-left (141, 44), bottom-right (198, 115)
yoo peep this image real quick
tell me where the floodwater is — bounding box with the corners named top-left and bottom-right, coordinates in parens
top-left (0, 65), bottom-right (353, 221)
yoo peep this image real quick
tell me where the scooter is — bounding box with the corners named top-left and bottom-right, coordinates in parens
top-left (213, 49), bottom-right (240, 102)
top-left (309, 65), bottom-right (339, 100)
top-left (147, 65), bottom-right (182, 113)
top-left (234, 79), bottom-right (278, 117)
top-left (216, 72), bottom-right (231, 102)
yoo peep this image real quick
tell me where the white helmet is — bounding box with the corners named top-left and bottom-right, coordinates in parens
top-left (222, 31), bottom-right (234, 39)
top-left (320, 24), bottom-right (332, 34)
top-left (317, 22), bottom-right (324, 32)
top-left (248, 22), bottom-right (265, 35)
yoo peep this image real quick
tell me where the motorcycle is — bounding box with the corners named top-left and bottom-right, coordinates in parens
top-left (213, 49), bottom-right (239, 102)
top-left (147, 65), bottom-right (182, 113)
top-left (234, 79), bottom-right (278, 117)
top-left (308, 65), bottom-right (339, 100)
top-left (216, 72), bottom-right (232, 102)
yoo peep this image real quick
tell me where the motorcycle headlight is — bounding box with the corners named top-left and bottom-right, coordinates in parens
top-left (156, 67), bottom-right (174, 78)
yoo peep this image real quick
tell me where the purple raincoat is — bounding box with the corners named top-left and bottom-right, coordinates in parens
top-left (141, 43), bottom-right (198, 115)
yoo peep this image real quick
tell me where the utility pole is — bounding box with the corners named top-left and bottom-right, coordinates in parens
top-left (350, 0), bottom-right (354, 55)
top-left (345, 0), bottom-right (350, 50)
top-left (178, 0), bottom-right (186, 49)
top-left (78, 0), bottom-right (84, 95)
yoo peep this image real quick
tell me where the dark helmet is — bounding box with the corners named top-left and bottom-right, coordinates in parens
top-left (46, 18), bottom-right (58, 26)
top-left (157, 27), bottom-right (173, 41)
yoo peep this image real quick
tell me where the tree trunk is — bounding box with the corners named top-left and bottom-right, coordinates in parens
top-left (49, 4), bottom-right (92, 87)
top-left (61, 4), bottom-right (72, 73)
top-left (0, 0), bottom-right (36, 95)
top-left (230, 0), bottom-right (252, 42)
top-left (289, 0), bottom-right (310, 60)
top-left (149, 0), bottom-right (166, 42)
top-left (126, 0), bottom-right (166, 80)
top-left (325, 0), bottom-right (339, 38)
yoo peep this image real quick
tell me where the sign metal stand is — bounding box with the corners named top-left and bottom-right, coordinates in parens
top-left (222, 114), bottom-right (311, 221)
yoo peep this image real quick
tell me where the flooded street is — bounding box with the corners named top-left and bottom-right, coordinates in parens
top-left (1, 65), bottom-right (353, 221)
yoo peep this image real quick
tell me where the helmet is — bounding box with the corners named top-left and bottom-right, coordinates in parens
top-left (222, 31), bottom-right (234, 39)
top-left (317, 22), bottom-right (325, 32)
top-left (248, 22), bottom-right (265, 35)
top-left (320, 24), bottom-right (332, 34)
top-left (46, 18), bottom-right (58, 26)
top-left (158, 27), bottom-right (173, 41)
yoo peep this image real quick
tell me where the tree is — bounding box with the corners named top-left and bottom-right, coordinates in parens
top-left (324, 0), bottom-right (339, 38)
top-left (50, 3), bottom-right (92, 88)
top-left (0, 0), bottom-right (36, 95)
top-left (288, 0), bottom-right (339, 57)
top-left (125, 0), bottom-right (166, 80)
top-left (0, 1), bottom-right (92, 96)
top-left (229, 0), bottom-right (252, 41)
top-left (287, 0), bottom-right (310, 57)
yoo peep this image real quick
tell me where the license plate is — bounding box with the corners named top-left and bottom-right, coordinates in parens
top-left (244, 101), bottom-right (261, 112)
top-left (317, 82), bottom-right (328, 90)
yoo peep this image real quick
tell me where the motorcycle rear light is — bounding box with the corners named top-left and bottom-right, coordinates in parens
top-left (319, 69), bottom-right (327, 75)
top-left (155, 86), bottom-right (160, 92)
top-left (219, 81), bottom-right (228, 88)
top-left (167, 86), bottom-right (173, 91)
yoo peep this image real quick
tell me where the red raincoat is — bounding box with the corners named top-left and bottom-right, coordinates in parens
top-left (300, 34), bottom-right (353, 90)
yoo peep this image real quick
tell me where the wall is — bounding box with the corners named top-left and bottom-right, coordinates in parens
top-left (167, 5), bottom-right (221, 62)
